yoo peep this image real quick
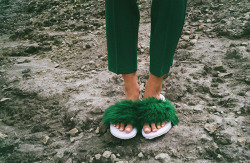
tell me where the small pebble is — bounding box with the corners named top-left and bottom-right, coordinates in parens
top-left (22, 68), bottom-right (31, 73)
top-left (198, 24), bottom-right (204, 30)
top-left (0, 133), bottom-right (7, 139)
top-left (237, 138), bottom-right (246, 146)
top-left (155, 153), bottom-right (171, 161)
top-left (85, 44), bottom-right (91, 49)
top-left (217, 154), bottom-right (222, 159)
top-left (190, 39), bottom-right (197, 45)
top-left (110, 154), bottom-right (118, 163)
top-left (68, 128), bottom-right (79, 136)
top-left (89, 60), bottom-right (94, 64)
top-left (95, 154), bottom-right (101, 160)
top-left (0, 98), bottom-right (11, 102)
top-left (95, 127), bottom-right (100, 134)
top-left (102, 151), bottom-right (112, 159)
top-left (240, 42), bottom-right (248, 46)
top-left (0, 69), bottom-right (5, 73)
top-left (183, 35), bottom-right (190, 41)
top-left (138, 152), bottom-right (144, 158)
top-left (42, 135), bottom-right (50, 145)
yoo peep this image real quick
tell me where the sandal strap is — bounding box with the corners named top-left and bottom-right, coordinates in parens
top-left (102, 97), bottom-right (179, 130)
top-left (102, 99), bottom-right (140, 127)
top-left (136, 97), bottom-right (179, 130)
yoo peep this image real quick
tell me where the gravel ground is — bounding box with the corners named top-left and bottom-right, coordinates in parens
top-left (0, 0), bottom-right (249, 162)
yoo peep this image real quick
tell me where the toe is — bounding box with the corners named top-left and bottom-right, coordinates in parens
top-left (161, 121), bottom-right (167, 127)
top-left (151, 123), bottom-right (157, 132)
top-left (157, 122), bottom-right (161, 129)
top-left (125, 124), bottom-right (133, 133)
top-left (143, 124), bottom-right (151, 133)
top-left (116, 123), bottom-right (120, 129)
top-left (119, 123), bottom-right (125, 131)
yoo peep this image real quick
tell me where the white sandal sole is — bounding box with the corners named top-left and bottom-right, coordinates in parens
top-left (110, 124), bottom-right (137, 139)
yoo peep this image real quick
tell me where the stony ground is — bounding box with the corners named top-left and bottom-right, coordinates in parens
top-left (0, 0), bottom-right (249, 162)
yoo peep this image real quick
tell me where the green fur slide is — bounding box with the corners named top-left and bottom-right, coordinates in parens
top-left (138, 94), bottom-right (179, 139)
top-left (102, 99), bottom-right (140, 139)
top-left (102, 94), bottom-right (179, 139)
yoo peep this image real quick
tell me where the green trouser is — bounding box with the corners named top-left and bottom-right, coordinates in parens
top-left (105, 0), bottom-right (187, 77)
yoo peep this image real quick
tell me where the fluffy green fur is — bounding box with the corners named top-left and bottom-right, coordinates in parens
top-left (136, 97), bottom-right (179, 130)
top-left (102, 97), bottom-right (179, 130)
top-left (102, 99), bottom-right (140, 127)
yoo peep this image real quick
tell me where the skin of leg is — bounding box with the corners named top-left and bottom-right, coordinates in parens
top-left (143, 73), bottom-right (167, 133)
top-left (113, 72), bottom-right (140, 133)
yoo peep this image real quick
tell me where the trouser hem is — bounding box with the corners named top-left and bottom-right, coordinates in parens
top-left (108, 67), bottom-right (137, 75)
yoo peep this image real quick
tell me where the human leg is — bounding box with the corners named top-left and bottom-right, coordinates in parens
top-left (105, 0), bottom-right (140, 134)
top-left (143, 0), bottom-right (187, 133)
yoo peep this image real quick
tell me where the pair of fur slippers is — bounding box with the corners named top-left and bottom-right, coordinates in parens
top-left (102, 94), bottom-right (178, 139)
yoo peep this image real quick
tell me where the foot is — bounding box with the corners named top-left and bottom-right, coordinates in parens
top-left (143, 121), bottom-right (168, 133)
top-left (114, 72), bottom-right (140, 133)
top-left (143, 73), bottom-right (167, 133)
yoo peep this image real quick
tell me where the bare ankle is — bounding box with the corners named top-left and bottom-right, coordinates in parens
top-left (144, 73), bottom-right (164, 99)
top-left (144, 83), bottom-right (161, 99)
top-left (122, 72), bottom-right (140, 100)
top-left (124, 83), bottom-right (140, 100)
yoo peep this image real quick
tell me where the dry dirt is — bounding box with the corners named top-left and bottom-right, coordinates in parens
top-left (0, 0), bottom-right (249, 162)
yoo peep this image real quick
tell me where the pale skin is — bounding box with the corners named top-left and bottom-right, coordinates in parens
top-left (113, 72), bottom-right (167, 134)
